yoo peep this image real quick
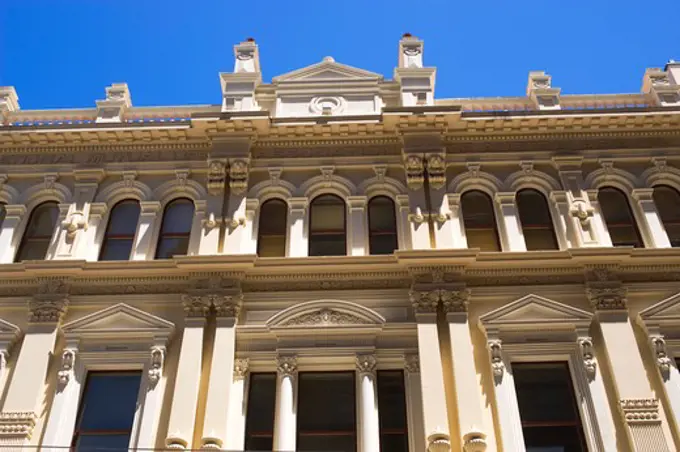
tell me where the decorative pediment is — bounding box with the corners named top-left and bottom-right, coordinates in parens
top-left (63, 303), bottom-right (175, 343)
top-left (266, 300), bottom-right (385, 330)
top-left (273, 58), bottom-right (383, 83)
top-left (479, 294), bottom-right (593, 333)
top-left (639, 292), bottom-right (680, 328)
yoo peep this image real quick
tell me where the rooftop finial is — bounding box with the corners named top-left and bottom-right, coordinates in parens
top-left (246, 37), bottom-right (255, 42)
top-left (323, 56), bottom-right (335, 63)
top-left (402, 32), bottom-right (413, 38)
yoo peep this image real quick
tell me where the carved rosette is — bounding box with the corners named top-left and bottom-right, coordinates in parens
top-left (426, 153), bottom-right (446, 189)
top-left (206, 159), bottom-right (227, 195)
top-left (440, 288), bottom-right (471, 313)
top-left (427, 432), bottom-right (451, 452)
top-left (148, 346), bottom-right (166, 388)
top-left (229, 159), bottom-right (249, 194)
top-left (356, 354), bottom-right (377, 377)
top-left (585, 284), bottom-right (627, 311)
top-left (650, 335), bottom-right (672, 378)
top-left (619, 398), bottom-right (661, 424)
top-left (487, 340), bottom-right (505, 382)
top-left (234, 358), bottom-right (249, 380)
top-left (404, 154), bottom-right (424, 190)
top-left (57, 348), bottom-right (76, 385)
top-left (404, 354), bottom-right (420, 374)
top-left (577, 337), bottom-right (597, 379)
top-left (0, 411), bottom-right (38, 440)
top-left (277, 356), bottom-right (298, 378)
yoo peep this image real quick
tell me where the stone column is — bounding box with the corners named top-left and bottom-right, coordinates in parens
top-left (224, 359), bottom-right (249, 452)
top-left (494, 192), bottom-right (526, 252)
top-left (132, 201), bottom-right (161, 260)
top-left (0, 205), bottom-right (26, 263)
top-left (273, 355), bottom-right (298, 452)
top-left (443, 288), bottom-right (488, 452)
top-left (0, 280), bottom-right (69, 449)
top-left (348, 196), bottom-right (368, 256)
top-left (356, 354), bottom-right (380, 452)
top-left (404, 354), bottom-right (427, 452)
top-left (287, 198), bottom-right (308, 257)
top-left (549, 191), bottom-right (576, 249)
top-left (395, 195), bottom-right (412, 251)
top-left (82, 202), bottom-right (108, 261)
top-left (410, 289), bottom-right (451, 452)
top-left (632, 188), bottom-right (671, 248)
top-left (200, 292), bottom-right (242, 449)
top-left (165, 297), bottom-right (209, 450)
top-left (50, 203), bottom-right (72, 259)
top-left (586, 268), bottom-right (672, 451)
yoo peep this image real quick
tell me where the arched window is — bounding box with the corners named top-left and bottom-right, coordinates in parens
top-left (368, 196), bottom-right (398, 255)
top-left (99, 200), bottom-right (141, 261)
top-left (653, 185), bottom-right (680, 247)
top-left (155, 198), bottom-right (194, 259)
top-left (257, 199), bottom-right (287, 257)
top-left (309, 195), bottom-right (346, 256)
top-left (516, 189), bottom-right (559, 251)
top-left (598, 187), bottom-right (643, 247)
top-left (15, 201), bottom-right (59, 261)
top-left (461, 190), bottom-right (501, 251)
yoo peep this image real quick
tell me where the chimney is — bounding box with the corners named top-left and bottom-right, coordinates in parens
top-left (394, 34), bottom-right (436, 107)
top-left (220, 39), bottom-right (262, 112)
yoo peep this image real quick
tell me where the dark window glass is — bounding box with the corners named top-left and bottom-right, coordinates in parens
top-left (15, 201), bottom-right (59, 261)
top-left (257, 199), bottom-right (287, 257)
top-left (298, 372), bottom-right (356, 451)
top-left (516, 189), bottom-right (559, 251)
top-left (377, 370), bottom-right (409, 452)
top-left (72, 372), bottom-right (141, 452)
top-left (653, 185), bottom-right (680, 247)
top-left (309, 195), bottom-right (346, 256)
top-left (0, 203), bottom-right (6, 230)
top-left (368, 196), bottom-right (398, 255)
top-left (598, 187), bottom-right (643, 247)
top-left (461, 191), bottom-right (501, 251)
top-left (513, 362), bottom-right (587, 452)
top-left (244, 373), bottom-right (276, 451)
top-left (99, 200), bottom-right (141, 261)
top-left (155, 198), bottom-right (194, 259)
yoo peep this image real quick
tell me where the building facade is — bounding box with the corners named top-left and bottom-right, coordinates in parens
top-left (0, 35), bottom-right (680, 452)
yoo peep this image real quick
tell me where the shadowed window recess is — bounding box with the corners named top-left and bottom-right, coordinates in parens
top-left (71, 372), bottom-right (142, 452)
top-left (653, 185), bottom-right (680, 247)
top-left (309, 195), bottom-right (347, 256)
top-left (513, 362), bottom-right (587, 452)
top-left (377, 370), bottom-right (409, 452)
top-left (155, 198), bottom-right (194, 259)
top-left (516, 189), bottom-right (559, 250)
top-left (244, 373), bottom-right (277, 451)
top-left (598, 187), bottom-right (643, 247)
top-left (461, 190), bottom-right (501, 251)
top-left (368, 196), bottom-right (398, 255)
top-left (257, 199), bottom-right (287, 257)
top-left (15, 201), bottom-right (59, 261)
top-left (99, 200), bottom-right (141, 261)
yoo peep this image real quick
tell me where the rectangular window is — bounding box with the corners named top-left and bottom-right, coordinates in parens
top-left (512, 362), bottom-right (587, 452)
top-left (72, 371), bottom-right (142, 452)
top-left (298, 372), bottom-right (356, 451)
top-left (377, 370), bottom-right (409, 452)
top-left (244, 373), bottom-right (277, 451)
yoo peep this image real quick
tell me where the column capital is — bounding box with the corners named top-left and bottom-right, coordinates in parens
top-left (494, 192), bottom-right (516, 206)
top-left (140, 201), bottom-right (162, 215)
top-left (409, 289), bottom-right (440, 315)
top-left (356, 353), bottom-right (377, 377)
top-left (234, 358), bottom-right (249, 380)
top-left (441, 287), bottom-right (471, 315)
top-left (2, 204), bottom-right (26, 218)
top-left (404, 353), bottom-right (420, 374)
top-left (585, 284), bottom-right (627, 311)
top-left (276, 355), bottom-right (298, 377)
top-left (288, 197), bottom-right (308, 213)
top-left (29, 278), bottom-right (71, 324)
top-left (181, 294), bottom-right (212, 318)
top-left (347, 195), bottom-right (368, 211)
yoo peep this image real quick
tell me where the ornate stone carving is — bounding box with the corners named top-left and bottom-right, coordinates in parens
top-left (570, 200), bottom-right (594, 227)
top-left (57, 348), bottom-right (76, 385)
top-left (426, 153), bottom-right (446, 189)
top-left (148, 346), bottom-right (165, 388)
top-left (404, 354), bottom-right (420, 373)
top-left (61, 210), bottom-right (87, 240)
top-left (650, 335), bottom-right (672, 378)
top-left (202, 212), bottom-right (221, 231)
top-left (175, 169), bottom-right (189, 189)
top-left (356, 354), bottom-right (377, 376)
top-left (407, 209), bottom-right (427, 224)
top-left (404, 154), bottom-right (424, 190)
top-left (619, 398), bottom-right (661, 424)
top-left (276, 355), bottom-right (298, 377)
top-left (0, 411), bottom-right (37, 439)
top-left (462, 431), bottom-right (487, 452)
top-left (427, 432), bottom-right (451, 452)
top-left (578, 337), bottom-right (597, 379)
top-left (409, 289), bottom-right (440, 314)
top-left (585, 285), bottom-right (627, 311)
top-left (282, 308), bottom-right (370, 327)
top-left (29, 279), bottom-right (70, 323)
top-left (181, 294), bottom-right (212, 317)
top-left (211, 291), bottom-right (243, 318)
top-left (487, 339), bottom-right (505, 382)
top-left (229, 159), bottom-right (249, 194)
top-left (207, 159), bottom-right (227, 195)
top-left (234, 358), bottom-right (249, 379)
top-left (182, 277), bottom-right (243, 318)
top-left (440, 288), bottom-right (471, 313)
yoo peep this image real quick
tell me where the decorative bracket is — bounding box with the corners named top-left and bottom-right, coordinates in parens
top-left (147, 346), bottom-right (166, 388)
top-left (487, 339), bottom-right (505, 382)
top-left (577, 337), bottom-right (597, 379)
top-left (650, 335), bottom-right (672, 379)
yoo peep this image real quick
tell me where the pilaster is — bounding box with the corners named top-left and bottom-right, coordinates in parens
top-left (83, 202), bottom-right (108, 261)
top-left (287, 197), bottom-right (308, 257)
top-left (403, 152), bottom-right (430, 250)
top-left (348, 196), bottom-right (368, 256)
top-left (494, 192), bottom-right (526, 252)
top-left (0, 205), bottom-right (26, 263)
top-left (132, 201), bottom-right (161, 260)
top-left (223, 158), bottom-right (252, 255)
top-left (404, 354), bottom-right (427, 452)
top-left (224, 359), bottom-right (249, 451)
top-left (632, 188), bottom-right (672, 248)
top-left (200, 158), bottom-right (227, 255)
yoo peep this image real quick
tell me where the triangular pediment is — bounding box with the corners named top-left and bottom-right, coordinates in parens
top-left (640, 292), bottom-right (680, 326)
top-left (479, 294), bottom-right (593, 331)
top-left (63, 303), bottom-right (175, 340)
top-left (273, 58), bottom-right (383, 83)
top-left (0, 318), bottom-right (20, 346)
top-left (267, 300), bottom-right (385, 329)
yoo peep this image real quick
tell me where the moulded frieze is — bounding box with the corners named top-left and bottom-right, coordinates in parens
top-left (618, 398), bottom-right (661, 424)
top-left (0, 411), bottom-right (37, 440)
top-left (281, 308), bottom-right (371, 327)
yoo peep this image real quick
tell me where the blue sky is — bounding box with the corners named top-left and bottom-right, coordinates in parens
top-left (1, 0), bottom-right (679, 110)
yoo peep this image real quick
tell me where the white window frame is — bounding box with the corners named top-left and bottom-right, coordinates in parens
top-left (42, 303), bottom-right (174, 450)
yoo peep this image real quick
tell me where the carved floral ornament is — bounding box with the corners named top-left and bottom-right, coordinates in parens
top-left (404, 354), bottom-right (420, 373)
top-left (206, 159), bottom-right (227, 195)
top-left (276, 355), bottom-right (298, 377)
top-left (281, 308), bottom-right (370, 327)
top-left (410, 287), bottom-right (470, 314)
top-left (404, 154), bottom-right (424, 190)
top-left (229, 159), bottom-right (249, 194)
top-left (356, 354), bottom-right (377, 376)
